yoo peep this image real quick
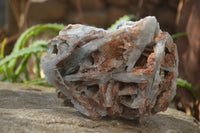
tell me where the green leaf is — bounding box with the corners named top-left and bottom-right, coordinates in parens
top-left (13, 24), bottom-right (64, 52)
top-left (0, 24), bottom-right (64, 83)
top-left (14, 54), bottom-right (31, 80)
top-left (24, 66), bottom-right (30, 81)
top-left (0, 38), bottom-right (13, 82)
top-left (8, 24), bottom-right (65, 72)
top-left (24, 78), bottom-right (52, 86)
top-left (172, 32), bottom-right (187, 39)
top-left (0, 44), bottom-right (48, 66)
top-left (1, 38), bottom-right (7, 58)
top-left (177, 78), bottom-right (200, 102)
top-left (35, 53), bottom-right (41, 78)
top-left (13, 40), bottom-right (48, 81)
top-left (107, 15), bottom-right (137, 31)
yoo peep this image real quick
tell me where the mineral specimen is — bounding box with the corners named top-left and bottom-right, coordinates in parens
top-left (41, 16), bottom-right (178, 120)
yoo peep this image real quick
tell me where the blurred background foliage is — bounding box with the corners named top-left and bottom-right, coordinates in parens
top-left (0, 0), bottom-right (200, 120)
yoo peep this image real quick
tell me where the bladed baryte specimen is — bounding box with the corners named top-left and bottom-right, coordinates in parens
top-left (41, 16), bottom-right (178, 120)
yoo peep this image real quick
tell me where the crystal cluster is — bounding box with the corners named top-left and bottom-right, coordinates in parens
top-left (41, 16), bottom-right (178, 119)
